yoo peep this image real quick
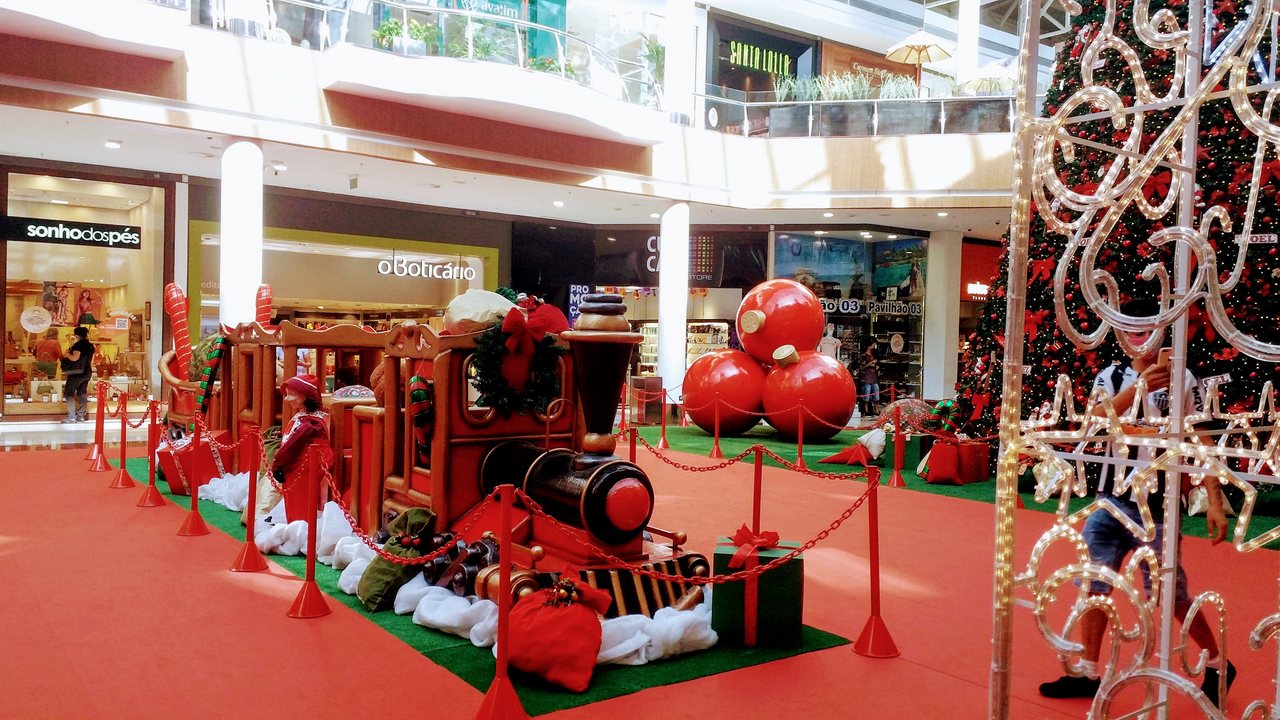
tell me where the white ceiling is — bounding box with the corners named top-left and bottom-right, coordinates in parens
top-left (0, 104), bottom-right (1010, 239)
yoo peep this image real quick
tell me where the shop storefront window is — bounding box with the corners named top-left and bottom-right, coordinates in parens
top-left (196, 232), bottom-right (488, 338)
top-left (773, 232), bottom-right (927, 398)
top-left (3, 173), bottom-right (163, 419)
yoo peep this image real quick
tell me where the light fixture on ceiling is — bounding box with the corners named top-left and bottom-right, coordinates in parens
top-left (552, 200), bottom-right (565, 208)
top-left (649, 213), bottom-right (660, 219)
top-left (822, 212), bottom-right (834, 218)
top-left (607, 236), bottom-right (617, 242)
top-left (50, 199), bottom-right (69, 205)
top-left (104, 140), bottom-right (123, 149)
top-left (318, 305), bottom-right (326, 310)
top-left (269, 160), bottom-right (288, 173)
top-left (937, 212), bottom-right (950, 217)
top-left (814, 230), bottom-right (827, 235)
top-left (888, 234), bottom-right (898, 239)
top-left (549, 226), bottom-right (557, 230)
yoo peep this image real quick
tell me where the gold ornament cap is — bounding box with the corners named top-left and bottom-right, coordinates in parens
top-left (772, 344), bottom-right (799, 366)
top-left (740, 309), bottom-right (765, 333)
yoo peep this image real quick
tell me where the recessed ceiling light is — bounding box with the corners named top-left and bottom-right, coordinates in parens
top-left (317, 305), bottom-right (325, 310)
top-left (888, 234), bottom-right (898, 239)
top-left (422, 183), bottom-right (441, 189)
top-left (50, 199), bottom-right (69, 205)
top-left (552, 200), bottom-right (565, 208)
top-left (814, 230), bottom-right (827, 235)
top-left (548, 226), bottom-right (557, 230)
top-left (269, 160), bottom-right (288, 172)
top-left (822, 212), bottom-right (834, 218)
top-left (649, 213), bottom-right (660, 219)
top-left (607, 236), bottom-right (617, 242)
top-left (104, 140), bottom-right (122, 149)
top-left (937, 212), bottom-right (950, 217)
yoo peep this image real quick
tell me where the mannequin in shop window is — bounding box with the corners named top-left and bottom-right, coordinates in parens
top-left (76, 289), bottom-right (99, 326)
top-left (32, 330), bottom-right (62, 379)
top-left (243, 375), bottom-right (332, 524)
top-left (61, 327), bottom-right (94, 423)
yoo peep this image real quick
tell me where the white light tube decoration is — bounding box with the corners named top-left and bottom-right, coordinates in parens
top-left (657, 204), bottom-right (690, 403)
top-left (219, 141), bottom-right (264, 327)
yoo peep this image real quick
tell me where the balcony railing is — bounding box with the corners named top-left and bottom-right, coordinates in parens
top-left (343, 1), bottom-right (659, 107)
top-left (698, 91), bottom-right (1019, 139)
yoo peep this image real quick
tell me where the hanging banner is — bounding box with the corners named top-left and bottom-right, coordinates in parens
top-left (2, 216), bottom-right (142, 250)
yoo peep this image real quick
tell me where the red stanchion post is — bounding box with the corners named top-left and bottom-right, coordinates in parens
top-left (177, 418), bottom-right (211, 536)
top-left (679, 403), bottom-right (689, 427)
top-left (231, 426), bottom-right (268, 573)
top-left (137, 401), bottom-right (166, 507)
top-left (617, 386), bottom-right (629, 434)
top-left (795, 409), bottom-right (808, 471)
top-left (888, 404), bottom-right (907, 488)
top-left (85, 382), bottom-right (105, 461)
top-left (474, 485), bottom-right (529, 720)
top-left (88, 384), bottom-right (112, 472)
top-left (853, 467), bottom-right (899, 658)
top-left (752, 447), bottom-right (763, 534)
top-left (108, 394), bottom-right (136, 489)
top-left (629, 427), bottom-right (637, 463)
top-left (658, 392), bottom-right (670, 450)
top-left (288, 447), bottom-right (330, 617)
top-left (709, 394), bottom-right (724, 459)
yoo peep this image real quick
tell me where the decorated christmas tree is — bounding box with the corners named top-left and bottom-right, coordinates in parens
top-left (956, 0), bottom-right (1280, 439)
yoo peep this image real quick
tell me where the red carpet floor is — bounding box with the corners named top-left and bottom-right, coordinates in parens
top-left (0, 447), bottom-right (1273, 718)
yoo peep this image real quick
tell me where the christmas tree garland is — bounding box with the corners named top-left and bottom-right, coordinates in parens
top-left (470, 323), bottom-right (564, 416)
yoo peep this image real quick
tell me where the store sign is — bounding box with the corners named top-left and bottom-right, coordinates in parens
top-left (454, 0), bottom-right (520, 20)
top-left (820, 298), bottom-right (863, 315)
top-left (376, 255), bottom-right (478, 280)
top-left (868, 300), bottom-right (923, 316)
top-left (567, 284), bottom-right (591, 326)
top-left (3, 216), bottom-right (142, 250)
top-left (728, 40), bottom-right (793, 75)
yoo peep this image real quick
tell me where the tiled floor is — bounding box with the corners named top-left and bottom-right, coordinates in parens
top-left (0, 419), bottom-right (150, 451)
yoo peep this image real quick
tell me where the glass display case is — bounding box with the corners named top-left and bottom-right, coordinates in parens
top-left (870, 311), bottom-right (923, 398)
top-left (634, 321), bottom-right (731, 376)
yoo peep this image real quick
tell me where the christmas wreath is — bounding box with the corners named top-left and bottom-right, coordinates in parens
top-left (470, 309), bottom-right (565, 416)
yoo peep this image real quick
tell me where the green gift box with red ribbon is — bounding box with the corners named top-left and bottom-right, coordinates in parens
top-left (710, 526), bottom-right (804, 648)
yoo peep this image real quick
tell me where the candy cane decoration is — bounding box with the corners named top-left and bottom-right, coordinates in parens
top-left (255, 284), bottom-right (273, 327)
top-left (191, 336), bottom-right (228, 430)
top-left (163, 283), bottom-right (193, 372)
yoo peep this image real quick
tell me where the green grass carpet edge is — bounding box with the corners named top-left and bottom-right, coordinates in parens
top-left (119, 458), bottom-right (849, 716)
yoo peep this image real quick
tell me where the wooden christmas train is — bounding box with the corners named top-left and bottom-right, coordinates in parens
top-left (161, 294), bottom-right (708, 617)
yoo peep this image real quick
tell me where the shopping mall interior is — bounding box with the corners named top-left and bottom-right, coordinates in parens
top-left (2, 0), bottom-right (1273, 718)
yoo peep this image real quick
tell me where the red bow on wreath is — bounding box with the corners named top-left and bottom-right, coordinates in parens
top-left (501, 308), bottom-right (551, 391)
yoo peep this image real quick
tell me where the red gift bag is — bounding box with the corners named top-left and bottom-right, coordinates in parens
top-left (922, 439), bottom-right (961, 484)
top-left (508, 579), bottom-right (613, 692)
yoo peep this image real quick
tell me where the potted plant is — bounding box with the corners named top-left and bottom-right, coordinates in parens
top-left (528, 55), bottom-right (577, 79)
top-left (818, 72), bottom-right (874, 137)
top-left (769, 75), bottom-right (819, 137)
top-left (875, 73), bottom-right (939, 135)
top-left (373, 17), bottom-right (437, 56)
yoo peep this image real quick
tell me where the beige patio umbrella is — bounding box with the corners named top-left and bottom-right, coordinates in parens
top-left (961, 61), bottom-right (1016, 95)
top-left (885, 31), bottom-right (953, 97)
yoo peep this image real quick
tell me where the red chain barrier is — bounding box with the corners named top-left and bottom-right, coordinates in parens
top-left (137, 402), bottom-right (166, 507)
top-left (287, 445), bottom-right (331, 618)
top-left (513, 486), bottom-right (872, 586)
top-left (177, 419), bottom-right (211, 536)
top-left (231, 425), bottom-right (269, 573)
top-left (107, 393), bottom-right (136, 490)
top-left (87, 382), bottom-right (111, 472)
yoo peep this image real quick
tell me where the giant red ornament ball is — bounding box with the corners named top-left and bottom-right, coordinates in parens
top-left (761, 346), bottom-right (857, 441)
top-left (682, 349), bottom-right (766, 436)
top-left (736, 279), bottom-right (825, 366)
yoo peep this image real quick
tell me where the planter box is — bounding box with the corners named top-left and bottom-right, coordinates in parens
top-left (768, 105), bottom-right (814, 137)
top-left (819, 102), bottom-right (874, 137)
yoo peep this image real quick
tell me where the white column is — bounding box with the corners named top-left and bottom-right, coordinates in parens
top-left (219, 141), bottom-right (263, 327)
top-left (923, 231), bottom-right (962, 400)
top-left (957, 0), bottom-right (980, 84)
top-left (657, 204), bottom-right (690, 402)
top-left (663, 0), bottom-right (697, 125)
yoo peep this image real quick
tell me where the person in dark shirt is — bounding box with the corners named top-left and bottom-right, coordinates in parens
top-left (62, 326), bottom-right (94, 422)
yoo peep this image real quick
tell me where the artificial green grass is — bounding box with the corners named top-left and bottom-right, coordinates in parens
top-left (120, 458), bottom-right (848, 716)
top-left (635, 425), bottom-right (1280, 547)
